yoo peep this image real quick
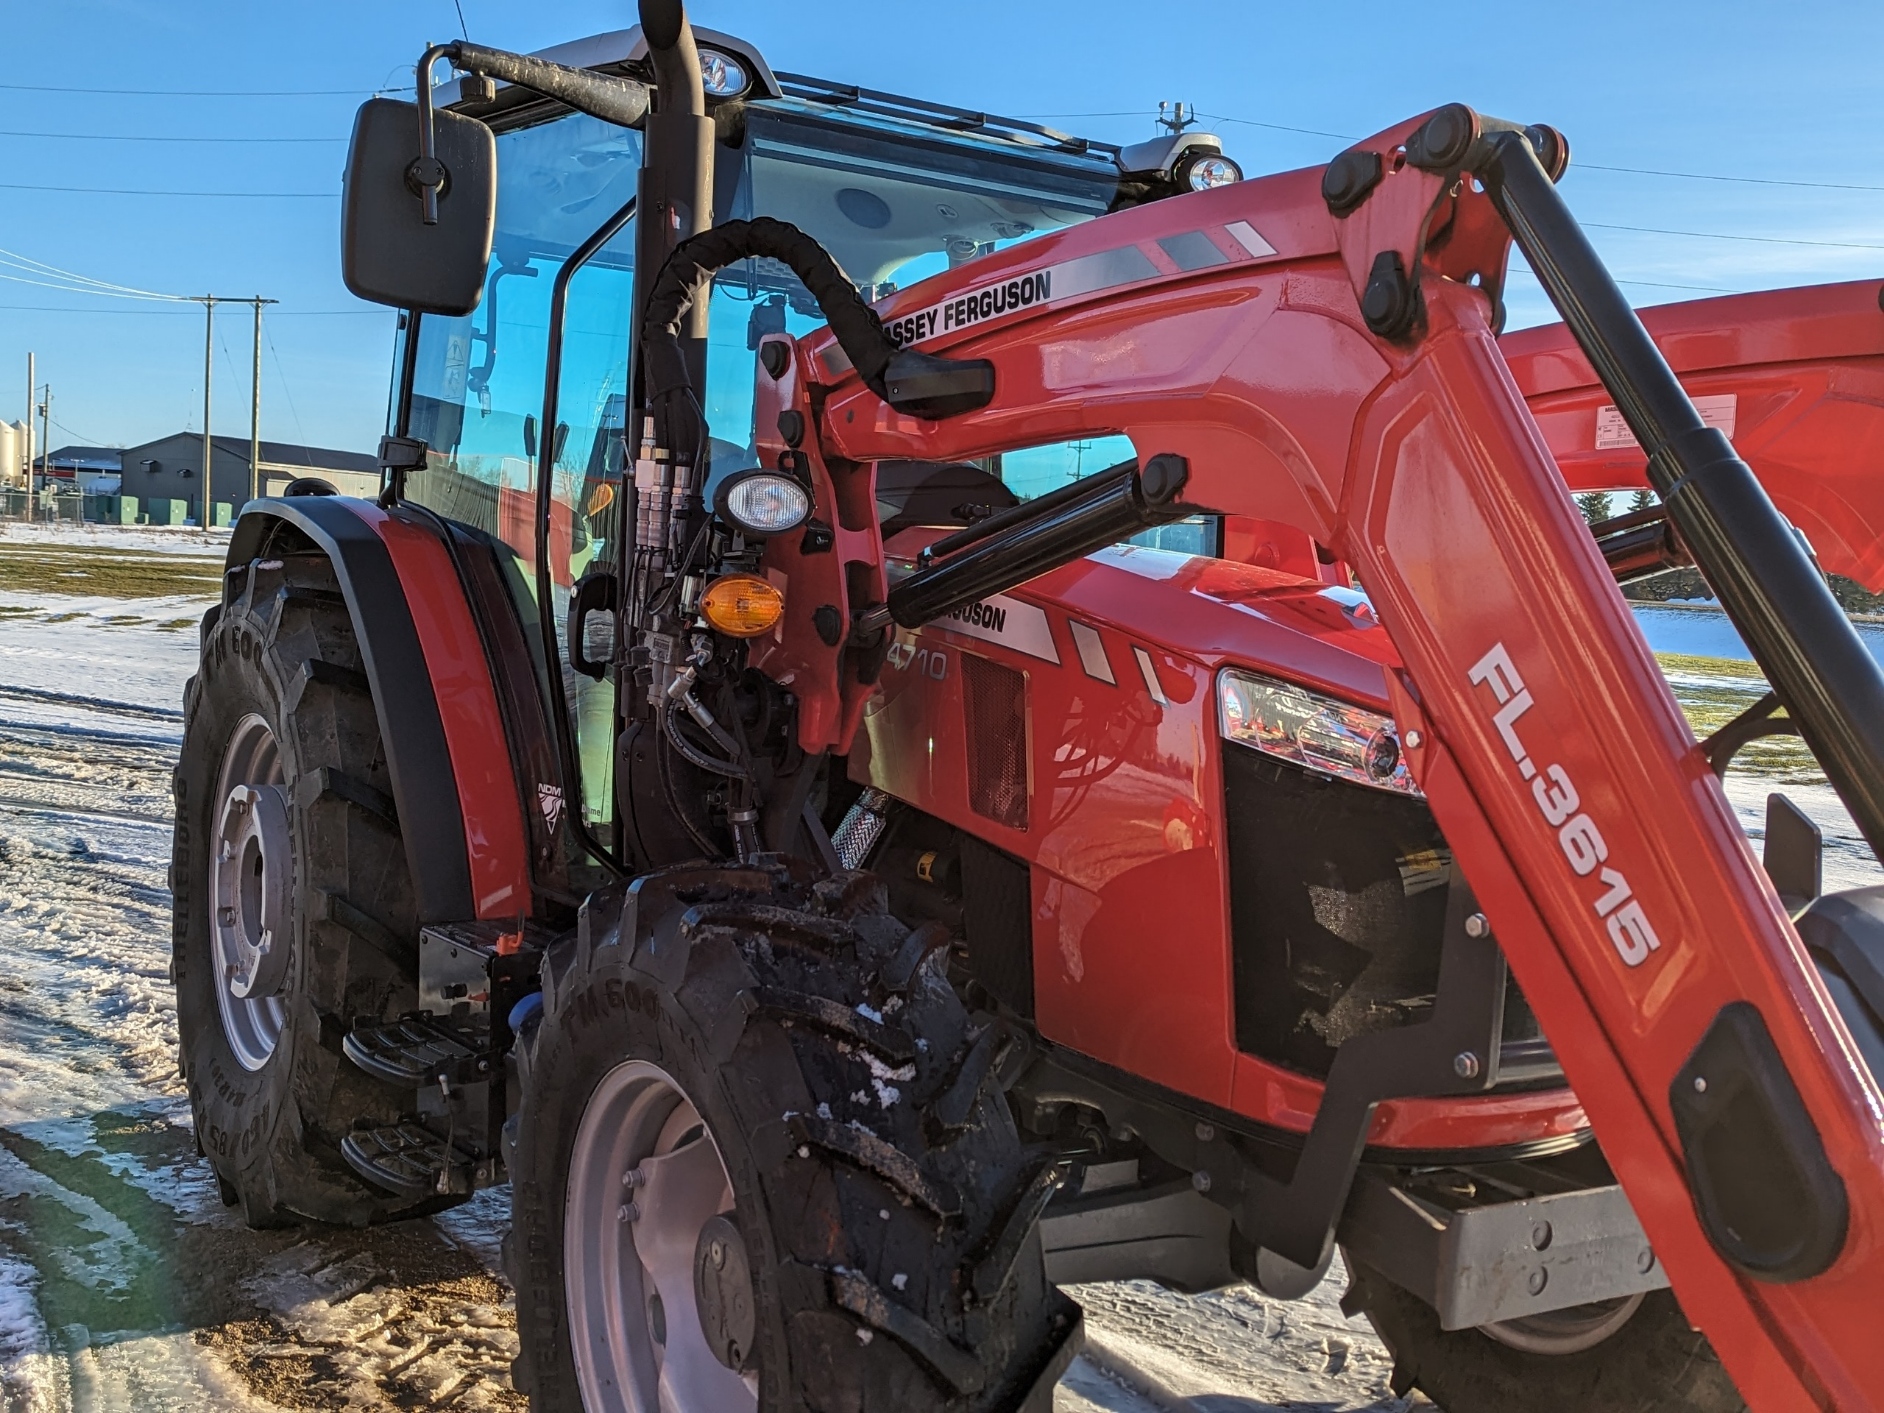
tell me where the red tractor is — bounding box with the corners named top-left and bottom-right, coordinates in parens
top-left (171, 4), bottom-right (1884, 1409)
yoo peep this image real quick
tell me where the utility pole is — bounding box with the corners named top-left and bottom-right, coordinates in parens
top-left (38, 385), bottom-right (51, 521)
top-left (196, 295), bottom-right (216, 513)
top-left (23, 353), bottom-right (33, 499)
top-left (249, 296), bottom-right (276, 508)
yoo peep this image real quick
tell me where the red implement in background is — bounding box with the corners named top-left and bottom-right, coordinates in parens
top-left (1507, 279), bottom-right (1884, 591)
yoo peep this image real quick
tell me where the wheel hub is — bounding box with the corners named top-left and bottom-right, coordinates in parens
top-left (565, 1059), bottom-right (759, 1412)
top-left (214, 782), bottom-right (292, 1001)
top-left (209, 714), bottom-right (290, 1072)
top-left (1480, 1291), bottom-right (1646, 1355)
top-left (693, 1214), bottom-right (756, 1372)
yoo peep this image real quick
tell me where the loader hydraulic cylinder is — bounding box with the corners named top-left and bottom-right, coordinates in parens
top-left (1478, 126), bottom-right (1884, 862)
top-left (885, 453), bottom-right (1190, 630)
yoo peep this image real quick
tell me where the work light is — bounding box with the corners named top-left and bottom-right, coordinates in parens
top-left (1182, 153), bottom-right (1244, 192)
top-left (715, 470), bottom-right (812, 537)
top-left (699, 50), bottom-right (750, 98)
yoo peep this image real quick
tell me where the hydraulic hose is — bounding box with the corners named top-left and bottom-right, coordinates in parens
top-left (638, 216), bottom-right (997, 426)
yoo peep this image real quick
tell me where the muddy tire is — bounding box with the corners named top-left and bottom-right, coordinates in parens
top-left (1345, 1256), bottom-right (1744, 1412)
top-left (506, 860), bottom-right (1081, 1411)
top-left (172, 550), bottom-right (436, 1227)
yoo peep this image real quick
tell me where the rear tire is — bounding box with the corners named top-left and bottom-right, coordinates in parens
top-left (1345, 1255), bottom-right (1744, 1412)
top-left (507, 861), bottom-right (1081, 1411)
top-left (172, 549), bottom-right (438, 1227)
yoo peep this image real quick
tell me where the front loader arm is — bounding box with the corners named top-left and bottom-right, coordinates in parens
top-left (751, 110), bottom-right (1884, 1410)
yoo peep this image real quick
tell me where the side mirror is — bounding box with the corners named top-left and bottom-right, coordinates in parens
top-left (341, 97), bottom-right (496, 317)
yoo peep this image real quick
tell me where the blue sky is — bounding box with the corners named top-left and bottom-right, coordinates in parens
top-left (3, 0), bottom-right (1880, 454)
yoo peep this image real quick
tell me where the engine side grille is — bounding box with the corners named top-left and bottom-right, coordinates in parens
top-left (1223, 743), bottom-right (1556, 1084)
top-left (961, 653), bottom-right (1029, 831)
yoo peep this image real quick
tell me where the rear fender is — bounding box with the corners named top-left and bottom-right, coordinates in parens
top-left (226, 496), bottom-right (531, 926)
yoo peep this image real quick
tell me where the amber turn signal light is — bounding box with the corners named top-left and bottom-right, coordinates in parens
top-left (700, 574), bottom-right (783, 637)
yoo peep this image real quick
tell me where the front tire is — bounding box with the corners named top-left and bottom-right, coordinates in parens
top-left (173, 549), bottom-right (434, 1226)
top-left (507, 862), bottom-right (1081, 1411)
top-left (1345, 1255), bottom-right (1744, 1412)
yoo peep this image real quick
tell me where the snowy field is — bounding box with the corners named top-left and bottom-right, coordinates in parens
top-left (0, 525), bottom-right (1425, 1412)
top-left (0, 522), bottom-right (1873, 1411)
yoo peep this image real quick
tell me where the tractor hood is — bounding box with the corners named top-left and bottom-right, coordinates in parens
top-left (886, 533), bottom-right (1403, 714)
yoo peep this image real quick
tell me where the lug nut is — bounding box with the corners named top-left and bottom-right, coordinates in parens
top-left (619, 1201), bottom-right (641, 1223)
top-left (1464, 913), bottom-right (1489, 938)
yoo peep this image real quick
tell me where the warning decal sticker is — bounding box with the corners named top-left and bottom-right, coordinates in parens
top-left (1596, 394), bottom-right (1737, 450)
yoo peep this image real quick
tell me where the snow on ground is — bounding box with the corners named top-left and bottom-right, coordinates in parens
top-left (0, 524), bottom-right (232, 557)
top-left (0, 524), bottom-right (1871, 1412)
top-left (0, 528), bottom-right (1416, 1412)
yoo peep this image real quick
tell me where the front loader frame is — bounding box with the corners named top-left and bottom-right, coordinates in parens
top-left (736, 108), bottom-right (1884, 1407)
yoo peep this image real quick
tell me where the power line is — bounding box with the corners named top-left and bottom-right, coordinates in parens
top-left (1584, 221), bottom-right (1884, 251)
top-left (265, 325), bottom-right (309, 446)
top-left (1047, 107), bottom-right (1884, 196)
top-left (0, 244), bottom-right (190, 301)
top-left (0, 80), bottom-right (407, 97)
top-left (0, 303), bottom-right (385, 315)
top-left (1577, 163), bottom-right (1884, 194)
top-left (0, 128), bottom-right (342, 144)
top-left (0, 181), bottom-right (332, 198)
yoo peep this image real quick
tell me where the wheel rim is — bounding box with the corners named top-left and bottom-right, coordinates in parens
top-left (210, 714), bottom-right (290, 1071)
top-left (1480, 1291), bottom-right (1646, 1355)
top-left (565, 1060), bottom-right (759, 1412)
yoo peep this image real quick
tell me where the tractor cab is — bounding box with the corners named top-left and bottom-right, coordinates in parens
top-left (380, 26), bottom-right (1238, 880)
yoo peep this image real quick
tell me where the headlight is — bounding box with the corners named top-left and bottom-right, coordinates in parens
top-left (699, 50), bottom-right (750, 98)
top-left (1181, 153), bottom-right (1243, 191)
top-left (715, 471), bottom-right (810, 537)
top-left (1218, 668), bottom-right (1418, 796)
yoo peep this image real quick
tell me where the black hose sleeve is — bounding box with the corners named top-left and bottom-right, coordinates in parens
top-left (444, 41), bottom-right (650, 128)
top-left (639, 216), bottom-right (995, 421)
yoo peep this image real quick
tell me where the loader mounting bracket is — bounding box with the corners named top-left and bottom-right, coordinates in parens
top-left (1218, 875), bottom-right (1511, 1277)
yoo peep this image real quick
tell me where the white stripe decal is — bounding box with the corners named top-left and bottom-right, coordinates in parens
top-left (1225, 220), bottom-right (1278, 258)
top-left (1134, 646), bottom-right (1169, 706)
top-left (935, 593), bottom-right (1060, 664)
top-left (1069, 620), bottom-right (1115, 684)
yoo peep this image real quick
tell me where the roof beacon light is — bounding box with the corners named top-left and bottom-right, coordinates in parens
top-left (699, 50), bottom-right (750, 98)
top-left (1184, 153), bottom-right (1243, 192)
top-left (1218, 667), bottom-right (1418, 796)
top-left (717, 470), bottom-right (811, 537)
top-left (701, 574), bottom-right (784, 638)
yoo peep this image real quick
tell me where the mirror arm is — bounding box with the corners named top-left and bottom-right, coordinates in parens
top-left (411, 44), bottom-right (456, 226)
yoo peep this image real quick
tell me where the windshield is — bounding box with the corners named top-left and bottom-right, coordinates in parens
top-left (699, 100), bottom-right (1120, 478)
